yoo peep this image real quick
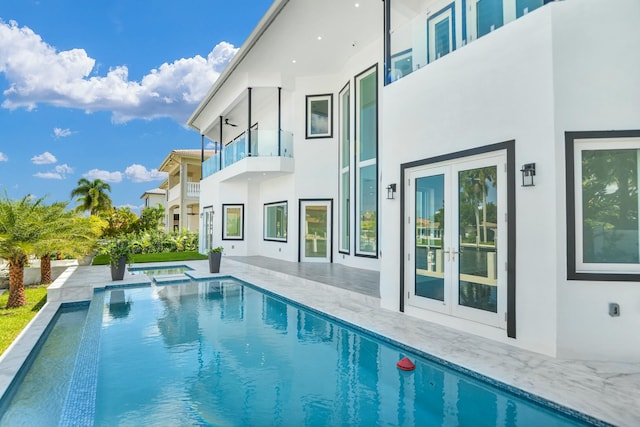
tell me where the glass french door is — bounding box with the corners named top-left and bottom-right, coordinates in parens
top-left (202, 206), bottom-right (214, 252)
top-left (405, 152), bottom-right (507, 328)
top-left (427, 5), bottom-right (454, 64)
top-left (300, 200), bottom-right (332, 262)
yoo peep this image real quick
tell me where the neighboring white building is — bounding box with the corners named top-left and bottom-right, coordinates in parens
top-left (140, 188), bottom-right (167, 228)
top-left (157, 149), bottom-right (215, 233)
top-left (140, 188), bottom-right (166, 210)
top-left (188, 0), bottom-right (640, 363)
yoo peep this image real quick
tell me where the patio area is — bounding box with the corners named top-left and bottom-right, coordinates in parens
top-left (1, 256), bottom-right (638, 426)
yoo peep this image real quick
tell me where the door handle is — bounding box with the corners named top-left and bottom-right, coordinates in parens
top-left (444, 247), bottom-right (459, 262)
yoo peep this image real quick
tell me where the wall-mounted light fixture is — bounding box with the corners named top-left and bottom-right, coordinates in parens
top-left (386, 183), bottom-right (397, 199)
top-left (520, 163), bottom-right (536, 187)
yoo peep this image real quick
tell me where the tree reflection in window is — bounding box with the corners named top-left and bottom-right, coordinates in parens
top-left (582, 149), bottom-right (639, 264)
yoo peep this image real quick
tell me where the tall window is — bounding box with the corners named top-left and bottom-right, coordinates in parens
top-left (516, 0), bottom-right (543, 18)
top-left (567, 131), bottom-right (640, 280)
top-left (355, 65), bottom-right (378, 257)
top-left (339, 83), bottom-right (351, 253)
top-left (476, 0), bottom-right (504, 38)
top-left (264, 201), bottom-right (288, 242)
top-left (222, 204), bottom-right (244, 240)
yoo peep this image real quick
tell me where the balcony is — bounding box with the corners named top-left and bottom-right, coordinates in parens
top-left (167, 182), bottom-right (200, 202)
top-left (203, 129), bottom-right (294, 181)
top-left (387, 0), bottom-right (549, 84)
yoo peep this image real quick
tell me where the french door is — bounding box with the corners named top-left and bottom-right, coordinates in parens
top-left (405, 152), bottom-right (507, 328)
top-left (202, 206), bottom-right (214, 253)
top-left (300, 200), bottom-right (332, 262)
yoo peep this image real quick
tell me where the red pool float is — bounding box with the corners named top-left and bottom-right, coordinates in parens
top-left (397, 357), bottom-right (416, 371)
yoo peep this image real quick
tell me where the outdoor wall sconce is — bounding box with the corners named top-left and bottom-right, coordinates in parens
top-left (520, 163), bottom-right (536, 187)
top-left (386, 183), bottom-right (397, 199)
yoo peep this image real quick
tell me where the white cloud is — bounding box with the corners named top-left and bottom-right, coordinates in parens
top-left (31, 151), bottom-right (57, 165)
top-left (34, 171), bottom-right (63, 180)
top-left (53, 127), bottom-right (73, 138)
top-left (0, 152), bottom-right (7, 161)
top-left (55, 163), bottom-right (73, 174)
top-left (0, 20), bottom-right (237, 123)
top-left (33, 163), bottom-right (73, 180)
top-left (124, 164), bottom-right (167, 183)
top-left (83, 169), bottom-right (123, 183)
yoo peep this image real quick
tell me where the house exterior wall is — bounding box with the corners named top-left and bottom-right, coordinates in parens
top-left (381, 0), bottom-right (640, 361)
top-left (198, 42), bottom-right (382, 271)
top-left (551, 0), bottom-right (640, 361)
top-left (194, 0), bottom-right (638, 362)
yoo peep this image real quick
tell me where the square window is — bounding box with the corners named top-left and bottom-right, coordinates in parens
top-left (264, 201), bottom-right (288, 242)
top-left (305, 94), bottom-right (333, 139)
top-left (566, 131), bottom-right (640, 280)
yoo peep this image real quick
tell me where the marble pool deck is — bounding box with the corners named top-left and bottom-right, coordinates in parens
top-left (1, 257), bottom-right (639, 427)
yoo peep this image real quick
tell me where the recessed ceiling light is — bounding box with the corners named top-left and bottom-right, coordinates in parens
top-left (317, 36), bottom-right (322, 41)
top-left (292, 59), bottom-right (296, 63)
top-left (355, 3), bottom-right (360, 7)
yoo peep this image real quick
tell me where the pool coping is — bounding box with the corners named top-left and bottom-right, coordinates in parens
top-left (0, 259), bottom-right (638, 427)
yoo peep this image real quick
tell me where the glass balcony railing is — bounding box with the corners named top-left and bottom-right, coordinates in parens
top-left (223, 133), bottom-right (247, 168)
top-left (202, 153), bottom-right (220, 177)
top-left (202, 129), bottom-right (294, 179)
top-left (387, 0), bottom-right (548, 84)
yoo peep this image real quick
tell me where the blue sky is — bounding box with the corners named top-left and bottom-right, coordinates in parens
top-left (0, 0), bottom-right (273, 211)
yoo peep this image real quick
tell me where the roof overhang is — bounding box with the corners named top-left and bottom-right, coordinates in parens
top-left (187, 0), bottom-right (382, 133)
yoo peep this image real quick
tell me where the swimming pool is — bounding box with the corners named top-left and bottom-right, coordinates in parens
top-left (0, 278), bottom-right (598, 426)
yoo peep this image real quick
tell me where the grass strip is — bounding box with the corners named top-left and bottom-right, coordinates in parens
top-left (92, 251), bottom-right (208, 265)
top-left (0, 286), bottom-right (48, 355)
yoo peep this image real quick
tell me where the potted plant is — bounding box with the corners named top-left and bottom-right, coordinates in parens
top-left (208, 246), bottom-right (223, 273)
top-left (103, 237), bottom-right (132, 281)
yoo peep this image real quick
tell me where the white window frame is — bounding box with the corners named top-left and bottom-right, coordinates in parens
top-left (305, 94), bottom-right (333, 139)
top-left (339, 82), bottom-right (351, 254)
top-left (574, 139), bottom-right (640, 274)
top-left (355, 65), bottom-right (378, 257)
top-left (264, 201), bottom-right (288, 242)
top-left (222, 204), bottom-right (244, 240)
top-left (427, 3), bottom-right (455, 64)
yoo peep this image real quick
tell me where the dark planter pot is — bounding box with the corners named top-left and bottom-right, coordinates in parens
top-left (111, 256), bottom-right (127, 281)
top-left (208, 252), bottom-right (222, 273)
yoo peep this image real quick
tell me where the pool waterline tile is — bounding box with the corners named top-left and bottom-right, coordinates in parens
top-left (59, 291), bottom-right (105, 427)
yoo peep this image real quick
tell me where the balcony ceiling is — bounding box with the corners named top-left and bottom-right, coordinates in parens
top-left (246, 0), bottom-right (382, 77)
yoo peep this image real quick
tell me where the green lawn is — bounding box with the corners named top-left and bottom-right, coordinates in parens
top-left (0, 286), bottom-right (48, 355)
top-left (92, 251), bottom-right (208, 265)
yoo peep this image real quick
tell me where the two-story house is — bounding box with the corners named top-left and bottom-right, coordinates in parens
top-left (187, 0), bottom-right (640, 363)
top-left (157, 149), bottom-right (215, 233)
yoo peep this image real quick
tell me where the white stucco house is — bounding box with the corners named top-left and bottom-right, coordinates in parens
top-left (188, 0), bottom-right (640, 363)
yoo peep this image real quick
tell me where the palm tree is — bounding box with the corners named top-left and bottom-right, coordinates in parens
top-left (0, 194), bottom-right (45, 308)
top-left (70, 178), bottom-right (113, 215)
top-left (33, 202), bottom-right (100, 284)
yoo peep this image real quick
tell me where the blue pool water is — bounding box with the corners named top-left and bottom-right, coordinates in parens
top-left (0, 305), bottom-right (87, 426)
top-left (0, 278), bottom-right (597, 426)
